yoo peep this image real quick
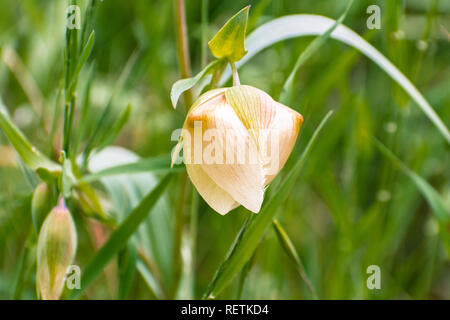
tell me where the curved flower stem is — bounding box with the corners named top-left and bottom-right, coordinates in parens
top-left (230, 61), bottom-right (240, 86)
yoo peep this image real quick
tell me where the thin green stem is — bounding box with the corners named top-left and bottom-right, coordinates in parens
top-left (174, 0), bottom-right (193, 108)
top-left (200, 0), bottom-right (209, 68)
top-left (189, 188), bottom-right (199, 297)
top-left (170, 173), bottom-right (188, 298)
top-left (63, 0), bottom-right (79, 157)
top-left (230, 61), bottom-right (240, 86)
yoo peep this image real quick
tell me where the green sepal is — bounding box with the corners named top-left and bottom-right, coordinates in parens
top-left (208, 6), bottom-right (249, 62)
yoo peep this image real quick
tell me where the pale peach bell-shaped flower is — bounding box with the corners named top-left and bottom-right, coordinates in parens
top-left (175, 85), bottom-right (303, 215)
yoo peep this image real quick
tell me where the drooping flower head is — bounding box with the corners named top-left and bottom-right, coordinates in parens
top-left (178, 85), bottom-right (303, 215)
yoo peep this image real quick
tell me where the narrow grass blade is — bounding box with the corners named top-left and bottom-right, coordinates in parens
top-left (118, 242), bottom-right (137, 299)
top-left (83, 50), bottom-right (139, 163)
top-left (203, 111), bottom-right (333, 299)
top-left (280, 1), bottom-right (352, 104)
top-left (273, 219), bottom-right (318, 299)
top-left (68, 174), bottom-right (172, 299)
top-left (235, 251), bottom-right (255, 300)
top-left (97, 103), bottom-right (131, 150)
top-left (0, 98), bottom-right (60, 176)
top-left (80, 155), bottom-right (182, 183)
top-left (67, 31), bottom-right (95, 95)
top-left (221, 15), bottom-right (450, 144)
top-left (373, 138), bottom-right (450, 254)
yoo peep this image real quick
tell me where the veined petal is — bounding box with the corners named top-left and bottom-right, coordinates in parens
top-left (184, 92), bottom-right (265, 213)
top-left (225, 85), bottom-right (303, 185)
top-left (263, 102), bottom-right (303, 184)
top-left (185, 164), bottom-right (238, 215)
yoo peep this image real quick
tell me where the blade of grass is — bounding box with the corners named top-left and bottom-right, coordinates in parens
top-left (373, 138), bottom-right (450, 254)
top-left (63, 2), bottom-right (79, 156)
top-left (203, 110), bottom-right (334, 299)
top-left (82, 50), bottom-right (139, 166)
top-left (0, 98), bottom-right (61, 176)
top-left (118, 242), bottom-right (138, 299)
top-left (235, 251), bottom-right (255, 300)
top-left (272, 219), bottom-right (318, 299)
top-left (66, 30), bottom-right (95, 95)
top-left (280, 0), bottom-right (352, 105)
top-left (96, 103), bottom-right (131, 151)
top-left (68, 174), bottom-right (172, 299)
top-left (221, 14), bottom-right (450, 144)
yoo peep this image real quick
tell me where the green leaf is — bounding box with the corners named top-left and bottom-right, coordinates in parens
top-left (67, 30), bottom-right (95, 96)
top-left (272, 219), bottom-right (318, 299)
top-left (0, 99), bottom-right (61, 177)
top-left (208, 6), bottom-right (249, 62)
top-left (118, 242), bottom-right (138, 299)
top-left (280, 1), bottom-right (353, 104)
top-left (220, 14), bottom-right (450, 144)
top-left (80, 155), bottom-right (181, 183)
top-left (203, 111), bottom-right (333, 299)
top-left (96, 103), bottom-right (132, 150)
top-left (373, 139), bottom-right (449, 224)
top-left (68, 173), bottom-right (172, 300)
top-left (82, 50), bottom-right (139, 164)
top-left (373, 139), bottom-right (450, 254)
top-left (171, 59), bottom-right (224, 109)
top-left (88, 147), bottom-right (174, 297)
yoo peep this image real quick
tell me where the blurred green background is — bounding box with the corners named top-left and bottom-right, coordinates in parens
top-left (0, 0), bottom-right (449, 299)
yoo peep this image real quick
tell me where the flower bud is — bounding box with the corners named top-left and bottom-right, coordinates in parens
top-left (37, 198), bottom-right (77, 300)
top-left (179, 85), bottom-right (303, 215)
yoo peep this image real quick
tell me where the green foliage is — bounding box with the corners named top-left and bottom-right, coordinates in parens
top-left (203, 111), bottom-right (333, 298)
top-left (68, 174), bottom-right (172, 299)
top-left (208, 6), bottom-right (249, 62)
top-left (0, 0), bottom-right (448, 301)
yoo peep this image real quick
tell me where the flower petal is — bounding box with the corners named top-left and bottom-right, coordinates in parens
top-left (186, 164), bottom-right (238, 215)
top-left (263, 102), bottom-right (303, 184)
top-left (225, 85), bottom-right (303, 185)
top-left (184, 92), bottom-right (265, 213)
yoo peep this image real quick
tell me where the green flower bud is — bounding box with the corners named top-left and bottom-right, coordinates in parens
top-left (37, 198), bottom-right (77, 300)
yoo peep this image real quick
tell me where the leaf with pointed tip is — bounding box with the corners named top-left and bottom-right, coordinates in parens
top-left (171, 59), bottom-right (224, 109)
top-left (0, 99), bottom-right (61, 178)
top-left (280, 0), bottom-right (352, 104)
top-left (67, 31), bottom-right (95, 95)
top-left (272, 219), bottom-right (318, 299)
top-left (208, 6), bottom-right (249, 62)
